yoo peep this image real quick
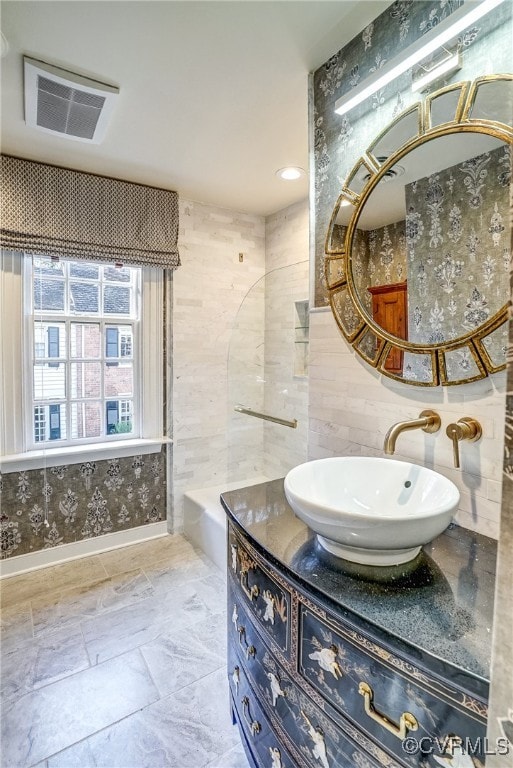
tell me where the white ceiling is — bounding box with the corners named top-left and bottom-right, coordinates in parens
top-left (0, 0), bottom-right (391, 216)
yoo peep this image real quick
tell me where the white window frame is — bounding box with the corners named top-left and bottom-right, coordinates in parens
top-left (0, 252), bottom-right (168, 471)
top-left (24, 258), bottom-right (141, 449)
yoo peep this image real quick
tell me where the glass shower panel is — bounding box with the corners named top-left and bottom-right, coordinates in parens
top-left (227, 260), bottom-right (309, 485)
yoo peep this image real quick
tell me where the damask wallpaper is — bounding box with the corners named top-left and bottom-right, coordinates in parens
top-left (0, 450), bottom-right (166, 559)
top-left (353, 220), bottom-right (407, 315)
top-left (405, 145), bottom-right (510, 379)
top-left (313, 0), bottom-right (512, 307)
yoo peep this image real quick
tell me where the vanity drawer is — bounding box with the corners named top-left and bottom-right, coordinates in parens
top-left (228, 616), bottom-right (392, 768)
top-left (298, 604), bottom-right (487, 766)
top-left (228, 528), bottom-right (291, 657)
top-left (228, 650), bottom-right (304, 768)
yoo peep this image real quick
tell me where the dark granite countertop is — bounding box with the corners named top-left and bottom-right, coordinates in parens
top-left (221, 478), bottom-right (496, 693)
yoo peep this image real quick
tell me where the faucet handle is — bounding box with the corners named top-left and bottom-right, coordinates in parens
top-left (446, 418), bottom-right (482, 468)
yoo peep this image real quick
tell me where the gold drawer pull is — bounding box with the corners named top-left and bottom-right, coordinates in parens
top-left (358, 682), bottom-right (418, 740)
top-left (241, 575), bottom-right (259, 602)
top-left (242, 695), bottom-right (261, 736)
top-left (237, 626), bottom-right (256, 659)
top-left (238, 547), bottom-right (260, 602)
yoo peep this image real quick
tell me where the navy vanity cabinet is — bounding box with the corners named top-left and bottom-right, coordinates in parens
top-left (227, 643), bottom-right (297, 768)
top-left (226, 520), bottom-right (489, 768)
top-left (298, 604), bottom-right (488, 767)
top-left (228, 527), bottom-right (291, 657)
top-left (228, 579), bottom-right (390, 768)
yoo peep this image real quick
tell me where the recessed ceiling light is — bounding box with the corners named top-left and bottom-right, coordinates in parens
top-left (275, 166), bottom-right (306, 181)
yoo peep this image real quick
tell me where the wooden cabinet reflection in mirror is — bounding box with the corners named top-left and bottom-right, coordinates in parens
top-left (368, 281), bottom-right (407, 374)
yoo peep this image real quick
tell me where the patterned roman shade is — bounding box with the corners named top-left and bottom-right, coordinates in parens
top-left (0, 155), bottom-right (180, 268)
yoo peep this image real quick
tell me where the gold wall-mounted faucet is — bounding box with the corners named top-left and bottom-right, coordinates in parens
top-left (445, 418), bottom-right (482, 468)
top-left (383, 410), bottom-right (441, 455)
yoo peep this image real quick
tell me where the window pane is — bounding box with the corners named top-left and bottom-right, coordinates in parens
top-left (105, 399), bottom-right (133, 435)
top-left (33, 403), bottom-right (66, 442)
top-left (33, 257), bottom-right (64, 277)
top-left (69, 262), bottom-right (99, 280)
top-left (105, 362), bottom-right (133, 397)
top-left (71, 401), bottom-right (102, 439)
top-left (120, 330), bottom-right (133, 359)
top-left (34, 278), bottom-right (65, 311)
top-left (70, 362), bottom-right (101, 398)
top-left (104, 285), bottom-right (131, 315)
top-left (104, 265), bottom-right (131, 283)
top-left (70, 323), bottom-right (101, 358)
top-left (70, 282), bottom-right (99, 313)
top-left (33, 363), bottom-right (66, 399)
top-left (33, 322), bottom-right (66, 361)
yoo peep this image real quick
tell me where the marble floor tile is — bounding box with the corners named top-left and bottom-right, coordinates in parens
top-left (193, 573), bottom-right (228, 615)
top-left (31, 568), bottom-right (154, 638)
top-left (44, 555), bottom-right (109, 595)
top-left (1, 649), bottom-right (160, 767)
top-left (0, 568), bottom-right (53, 609)
top-left (1, 624), bottom-right (89, 706)
top-left (98, 534), bottom-right (195, 577)
top-left (145, 551), bottom-right (220, 594)
top-left (81, 580), bottom-right (213, 665)
top-left (206, 742), bottom-right (251, 767)
top-left (1, 535), bottom-right (247, 768)
top-left (140, 611), bottom-right (227, 697)
top-left (32, 625), bottom-right (90, 689)
top-left (47, 667), bottom-right (240, 768)
top-left (0, 599), bottom-right (33, 653)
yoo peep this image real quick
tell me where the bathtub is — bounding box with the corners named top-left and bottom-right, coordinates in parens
top-left (183, 476), bottom-right (270, 571)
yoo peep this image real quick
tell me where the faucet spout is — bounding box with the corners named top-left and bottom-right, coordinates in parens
top-left (383, 410), bottom-right (441, 455)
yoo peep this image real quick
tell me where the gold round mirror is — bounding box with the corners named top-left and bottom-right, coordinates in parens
top-left (325, 75), bottom-right (513, 386)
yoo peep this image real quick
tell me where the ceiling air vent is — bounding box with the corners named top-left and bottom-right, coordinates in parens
top-left (24, 57), bottom-right (119, 144)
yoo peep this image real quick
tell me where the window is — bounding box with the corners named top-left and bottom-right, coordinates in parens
top-left (27, 257), bottom-right (140, 447)
top-left (0, 251), bottom-right (165, 463)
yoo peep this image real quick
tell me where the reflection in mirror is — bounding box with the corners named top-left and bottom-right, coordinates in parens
top-left (325, 255), bottom-right (346, 288)
top-left (345, 159), bottom-right (377, 196)
top-left (401, 350), bottom-right (436, 385)
top-left (368, 105), bottom-right (421, 161)
top-left (442, 346), bottom-right (485, 384)
top-left (428, 84), bottom-right (467, 128)
top-left (340, 133), bottom-right (511, 380)
top-left (327, 76), bottom-right (513, 386)
top-left (356, 328), bottom-right (384, 364)
top-left (468, 77), bottom-right (513, 124)
top-left (331, 286), bottom-right (363, 339)
top-left (480, 324), bottom-right (509, 369)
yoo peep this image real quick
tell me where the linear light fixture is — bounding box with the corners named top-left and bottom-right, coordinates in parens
top-left (334, 0), bottom-right (504, 116)
top-left (412, 51), bottom-right (462, 93)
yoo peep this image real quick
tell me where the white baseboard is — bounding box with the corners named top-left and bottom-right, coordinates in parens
top-left (0, 521), bottom-right (168, 579)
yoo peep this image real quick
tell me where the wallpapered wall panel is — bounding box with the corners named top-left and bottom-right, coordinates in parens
top-left (0, 450), bottom-right (166, 559)
top-left (354, 221), bottom-right (407, 315)
top-left (313, 0), bottom-right (512, 307)
top-left (404, 145), bottom-right (510, 380)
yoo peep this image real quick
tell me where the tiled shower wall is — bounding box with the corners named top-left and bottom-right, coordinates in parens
top-left (172, 199), bottom-right (266, 531)
top-left (172, 197), bottom-right (311, 530)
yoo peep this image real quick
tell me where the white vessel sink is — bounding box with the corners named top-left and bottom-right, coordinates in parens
top-left (284, 457), bottom-right (460, 566)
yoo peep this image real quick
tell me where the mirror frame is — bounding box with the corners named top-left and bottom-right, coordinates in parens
top-left (325, 75), bottom-right (513, 387)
